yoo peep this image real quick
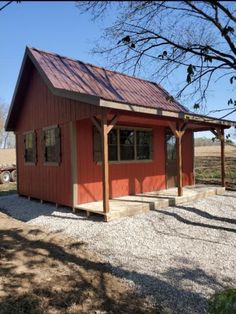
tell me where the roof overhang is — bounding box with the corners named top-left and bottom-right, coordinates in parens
top-left (99, 99), bottom-right (236, 131)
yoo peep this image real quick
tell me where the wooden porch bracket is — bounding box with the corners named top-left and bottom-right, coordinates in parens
top-left (91, 116), bottom-right (102, 133)
top-left (91, 111), bottom-right (120, 214)
top-left (168, 121), bottom-right (188, 197)
top-left (107, 115), bottom-right (119, 133)
top-left (91, 114), bottom-right (120, 134)
top-left (210, 127), bottom-right (225, 187)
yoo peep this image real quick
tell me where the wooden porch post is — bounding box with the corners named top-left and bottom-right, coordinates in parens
top-left (176, 134), bottom-right (183, 196)
top-left (168, 121), bottom-right (188, 197)
top-left (220, 128), bottom-right (226, 187)
top-left (101, 110), bottom-right (110, 213)
top-left (210, 128), bottom-right (226, 188)
top-left (91, 112), bottom-right (119, 214)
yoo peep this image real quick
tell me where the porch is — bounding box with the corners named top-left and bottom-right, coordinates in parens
top-left (74, 185), bottom-right (225, 221)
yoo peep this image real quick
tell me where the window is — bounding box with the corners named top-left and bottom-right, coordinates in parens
top-left (108, 129), bottom-right (118, 161)
top-left (93, 127), bottom-right (153, 162)
top-left (43, 126), bottom-right (61, 163)
top-left (136, 131), bottom-right (152, 160)
top-left (166, 131), bottom-right (176, 161)
top-left (120, 129), bottom-right (135, 160)
top-left (24, 131), bottom-right (37, 163)
top-left (93, 128), bottom-right (118, 161)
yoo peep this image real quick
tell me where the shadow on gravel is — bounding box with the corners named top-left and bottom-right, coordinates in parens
top-left (155, 209), bottom-right (236, 234)
top-left (176, 205), bottom-right (236, 225)
top-left (0, 227), bottom-right (157, 314)
top-left (0, 195), bottom-right (103, 223)
top-left (0, 226), bottom-right (225, 314)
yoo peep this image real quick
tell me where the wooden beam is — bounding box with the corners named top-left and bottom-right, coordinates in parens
top-left (91, 114), bottom-right (120, 134)
top-left (100, 99), bottom-right (236, 129)
top-left (107, 114), bottom-right (119, 133)
top-left (168, 122), bottom-right (178, 137)
top-left (210, 128), bottom-right (218, 138)
top-left (101, 110), bottom-right (110, 213)
top-left (91, 116), bottom-right (102, 133)
top-left (168, 121), bottom-right (188, 196)
top-left (220, 128), bottom-right (226, 187)
top-left (210, 128), bottom-right (226, 188)
top-left (181, 122), bottom-right (188, 133)
top-left (176, 135), bottom-right (183, 196)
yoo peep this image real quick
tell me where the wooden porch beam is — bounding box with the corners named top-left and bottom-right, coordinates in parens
top-left (181, 122), bottom-right (189, 133)
top-left (91, 114), bottom-right (120, 134)
top-left (168, 122), bottom-right (179, 138)
top-left (210, 128), bottom-right (218, 138)
top-left (107, 114), bottom-right (120, 133)
top-left (91, 116), bottom-right (102, 133)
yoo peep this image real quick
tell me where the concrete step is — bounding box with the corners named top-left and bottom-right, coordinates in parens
top-left (75, 185), bottom-right (226, 222)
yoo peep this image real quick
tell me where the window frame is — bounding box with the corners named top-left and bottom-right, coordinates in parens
top-left (43, 125), bottom-right (61, 166)
top-left (93, 125), bottom-right (153, 164)
top-left (23, 130), bottom-right (37, 165)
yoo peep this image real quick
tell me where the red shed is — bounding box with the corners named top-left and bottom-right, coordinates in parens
top-left (5, 47), bottom-right (235, 220)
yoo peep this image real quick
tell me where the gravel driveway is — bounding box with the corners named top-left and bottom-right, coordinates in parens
top-left (1, 191), bottom-right (236, 313)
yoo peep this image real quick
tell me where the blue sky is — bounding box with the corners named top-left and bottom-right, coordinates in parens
top-left (0, 1), bottom-right (235, 138)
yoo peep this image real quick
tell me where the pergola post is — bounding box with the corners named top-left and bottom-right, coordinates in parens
top-left (168, 121), bottom-right (188, 197)
top-left (211, 128), bottom-right (225, 187)
top-left (91, 111), bottom-right (119, 214)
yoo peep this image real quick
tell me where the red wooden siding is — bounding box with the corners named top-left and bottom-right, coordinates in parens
top-left (16, 125), bottom-right (72, 206)
top-left (77, 119), bottom-right (194, 204)
top-left (15, 64), bottom-right (194, 206)
top-left (15, 66), bottom-right (101, 207)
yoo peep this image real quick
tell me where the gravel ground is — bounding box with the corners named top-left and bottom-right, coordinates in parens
top-left (1, 191), bottom-right (236, 313)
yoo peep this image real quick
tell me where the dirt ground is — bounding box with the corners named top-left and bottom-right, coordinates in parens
top-left (194, 144), bottom-right (236, 157)
top-left (194, 144), bottom-right (236, 189)
top-left (0, 211), bottom-right (158, 314)
top-left (0, 182), bottom-right (17, 197)
top-left (0, 149), bottom-right (16, 165)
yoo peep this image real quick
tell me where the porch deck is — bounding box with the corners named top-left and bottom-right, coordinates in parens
top-left (74, 185), bottom-right (225, 221)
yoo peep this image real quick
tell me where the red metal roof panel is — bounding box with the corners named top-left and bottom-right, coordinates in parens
top-left (29, 47), bottom-right (189, 113)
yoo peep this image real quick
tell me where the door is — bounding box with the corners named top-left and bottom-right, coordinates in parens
top-left (165, 129), bottom-right (177, 188)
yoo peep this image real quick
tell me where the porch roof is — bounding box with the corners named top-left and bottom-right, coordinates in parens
top-left (100, 99), bottom-right (236, 131)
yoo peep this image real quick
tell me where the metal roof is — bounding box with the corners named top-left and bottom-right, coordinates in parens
top-left (28, 47), bottom-right (189, 113)
top-left (5, 47), bottom-right (236, 131)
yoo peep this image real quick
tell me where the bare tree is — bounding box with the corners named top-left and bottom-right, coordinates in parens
top-left (0, 1), bottom-right (21, 13)
top-left (77, 1), bottom-right (236, 115)
top-left (0, 103), bottom-right (15, 149)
